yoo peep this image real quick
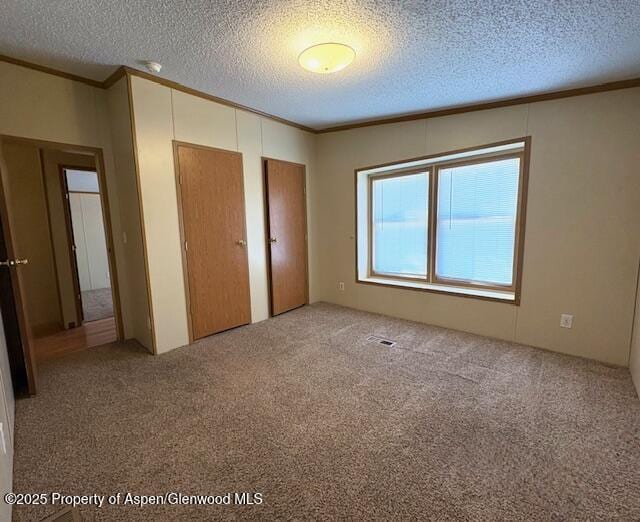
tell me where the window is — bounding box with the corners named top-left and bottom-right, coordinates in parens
top-left (371, 172), bottom-right (428, 278)
top-left (436, 157), bottom-right (520, 286)
top-left (65, 169), bottom-right (100, 193)
top-left (356, 138), bottom-right (529, 303)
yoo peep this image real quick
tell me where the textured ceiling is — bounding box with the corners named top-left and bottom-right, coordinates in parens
top-left (2, 0), bottom-right (640, 129)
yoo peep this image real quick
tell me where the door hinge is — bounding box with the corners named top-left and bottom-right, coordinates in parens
top-left (184, 240), bottom-right (188, 252)
top-left (179, 175), bottom-right (183, 185)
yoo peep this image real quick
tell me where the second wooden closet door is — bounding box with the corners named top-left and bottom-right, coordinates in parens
top-left (264, 158), bottom-right (308, 315)
top-left (175, 143), bottom-right (251, 340)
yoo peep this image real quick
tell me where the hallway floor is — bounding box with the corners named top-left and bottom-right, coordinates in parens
top-left (81, 288), bottom-right (113, 323)
top-left (33, 317), bottom-right (117, 361)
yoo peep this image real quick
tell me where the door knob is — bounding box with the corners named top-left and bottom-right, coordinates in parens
top-left (236, 240), bottom-right (246, 246)
top-left (269, 237), bottom-right (277, 243)
top-left (0, 258), bottom-right (28, 267)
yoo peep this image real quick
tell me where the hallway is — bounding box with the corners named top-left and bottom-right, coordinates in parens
top-left (81, 288), bottom-right (114, 322)
top-left (33, 318), bottom-right (117, 361)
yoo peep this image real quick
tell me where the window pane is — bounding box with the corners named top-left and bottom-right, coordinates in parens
top-left (372, 172), bottom-right (428, 277)
top-left (66, 169), bottom-right (99, 193)
top-left (436, 157), bottom-right (520, 286)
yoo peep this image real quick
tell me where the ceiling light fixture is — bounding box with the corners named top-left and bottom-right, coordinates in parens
top-left (298, 43), bottom-right (355, 74)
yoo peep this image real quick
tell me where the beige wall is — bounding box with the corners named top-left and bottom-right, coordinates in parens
top-left (0, 60), bottom-right (144, 345)
top-left (105, 78), bottom-right (153, 350)
top-left (314, 88), bottom-right (640, 366)
top-left (2, 60), bottom-right (638, 368)
top-left (130, 76), bottom-right (316, 353)
top-left (630, 266), bottom-right (640, 396)
top-left (1, 141), bottom-right (61, 332)
top-left (41, 150), bottom-right (96, 328)
top-left (0, 61), bottom-right (111, 148)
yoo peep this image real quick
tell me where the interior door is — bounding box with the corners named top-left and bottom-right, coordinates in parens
top-left (0, 143), bottom-right (37, 395)
top-left (60, 169), bottom-right (85, 326)
top-left (175, 143), bottom-right (251, 340)
top-left (264, 158), bottom-right (308, 315)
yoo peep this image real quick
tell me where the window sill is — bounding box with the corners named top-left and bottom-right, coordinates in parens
top-left (358, 276), bottom-right (517, 304)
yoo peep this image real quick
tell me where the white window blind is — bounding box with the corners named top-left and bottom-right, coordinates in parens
top-left (356, 139), bottom-right (527, 302)
top-left (436, 157), bottom-right (520, 286)
top-left (372, 172), bottom-right (428, 277)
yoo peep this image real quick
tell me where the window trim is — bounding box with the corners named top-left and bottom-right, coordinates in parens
top-left (355, 137), bottom-right (531, 305)
top-left (431, 152), bottom-right (525, 293)
top-left (368, 167), bottom-right (432, 282)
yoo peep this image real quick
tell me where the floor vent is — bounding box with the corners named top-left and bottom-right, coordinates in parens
top-left (367, 335), bottom-right (397, 348)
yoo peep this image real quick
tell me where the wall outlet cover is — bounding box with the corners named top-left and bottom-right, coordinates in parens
top-left (560, 314), bottom-right (574, 328)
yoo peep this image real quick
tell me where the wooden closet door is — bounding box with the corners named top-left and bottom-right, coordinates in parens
top-left (264, 158), bottom-right (308, 315)
top-left (176, 143), bottom-right (251, 340)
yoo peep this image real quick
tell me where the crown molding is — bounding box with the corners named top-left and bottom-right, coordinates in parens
top-left (316, 77), bottom-right (640, 133)
top-left (0, 54), bottom-right (103, 88)
top-left (102, 65), bottom-right (127, 89)
top-left (0, 55), bottom-right (314, 133)
top-left (120, 66), bottom-right (315, 133)
top-left (2, 54), bottom-right (639, 136)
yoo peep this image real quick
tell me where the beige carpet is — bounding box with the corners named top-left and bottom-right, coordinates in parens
top-left (81, 288), bottom-right (113, 323)
top-left (13, 303), bottom-right (640, 521)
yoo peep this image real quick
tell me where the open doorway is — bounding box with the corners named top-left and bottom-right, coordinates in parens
top-left (61, 167), bottom-right (114, 324)
top-left (0, 136), bottom-right (122, 380)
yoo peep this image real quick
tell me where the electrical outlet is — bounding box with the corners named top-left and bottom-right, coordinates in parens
top-left (338, 282), bottom-right (345, 291)
top-left (560, 314), bottom-right (573, 329)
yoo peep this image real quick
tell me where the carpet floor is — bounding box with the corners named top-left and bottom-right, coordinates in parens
top-left (81, 288), bottom-right (113, 323)
top-left (12, 303), bottom-right (640, 521)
